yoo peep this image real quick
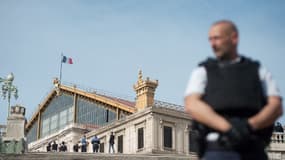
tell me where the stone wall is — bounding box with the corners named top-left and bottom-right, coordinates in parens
top-left (85, 106), bottom-right (192, 155)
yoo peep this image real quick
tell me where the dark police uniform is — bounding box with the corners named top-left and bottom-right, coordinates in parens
top-left (185, 56), bottom-right (281, 160)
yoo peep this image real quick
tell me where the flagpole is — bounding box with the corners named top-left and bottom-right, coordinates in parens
top-left (59, 53), bottom-right (63, 84)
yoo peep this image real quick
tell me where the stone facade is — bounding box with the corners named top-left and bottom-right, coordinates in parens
top-left (84, 104), bottom-right (192, 155)
top-left (267, 132), bottom-right (285, 160)
top-left (28, 103), bottom-right (194, 155)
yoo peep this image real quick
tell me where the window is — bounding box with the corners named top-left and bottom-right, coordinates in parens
top-left (117, 135), bottom-right (123, 153)
top-left (50, 114), bottom-right (58, 133)
top-left (27, 121), bottom-right (38, 143)
top-left (42, 118), bottom-right (50, 137)
top-left (100, 143), bottom-right (104, 153)
top-left (59, 110), bottom-right (67, 129)
top-left (106, 109), bottom-right (109, 122)
top-left (138, 127), bottom-right (144, 149)
top-left (68, 107), bottom-right (73, 123)
top-left (40, 94), bottom-right (73, 138)
top-left (163, 126), bottom-right (172, 148)
top-left (76, 98), bottom-right (116, 126)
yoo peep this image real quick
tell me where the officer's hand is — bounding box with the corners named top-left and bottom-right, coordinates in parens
top-left (219, 118), bottom-right (253, 149)
top-left (229, 118), bottom-right (253, 139)
top-left (219, 124), bottom-right (242, 149)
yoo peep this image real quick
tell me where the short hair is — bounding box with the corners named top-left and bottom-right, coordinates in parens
top-left (212, 20), bottom-right (239, 35)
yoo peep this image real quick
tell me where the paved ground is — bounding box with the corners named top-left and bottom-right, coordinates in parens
top-left (0, 152), bottom-right (198, 160)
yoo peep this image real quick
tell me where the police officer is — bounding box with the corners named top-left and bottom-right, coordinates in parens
top-left (91, 135), bottom-right (100, 153)
top-left (184, 20), bottom-right (283, 160)
top-left (81, 135), bottom-right (87, 152)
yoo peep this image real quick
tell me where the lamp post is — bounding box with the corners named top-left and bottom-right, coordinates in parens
top-left (0, 73), bottom-right (18, 117)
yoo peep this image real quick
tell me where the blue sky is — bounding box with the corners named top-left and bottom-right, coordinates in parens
top-left (1, 0), bottom-right (284, 124)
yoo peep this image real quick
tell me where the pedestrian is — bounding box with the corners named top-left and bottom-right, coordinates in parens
top-left (73, 143), bottom-right (79, 152)
top-left (46, 142), bottom-right (51, 152)
top-left (109, 132), bottom-right (115, 153)
top-left (59, 141), bottom-right (67, 152)
top-left (91, 135), bottom-right (100, 153)
top-left (184, 20), bottom-right (283, 160)
top-left (51, 141), bottom-right (58, 152)
top-left (81, 135), bottom-right (87, 152)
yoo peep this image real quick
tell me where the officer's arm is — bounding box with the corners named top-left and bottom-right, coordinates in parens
top-left (248, 96), bottom-right (282, 130)
top-left (249, 67), bottom-right (283, 130)
top-left (185, 93), bottom-right (231, 132)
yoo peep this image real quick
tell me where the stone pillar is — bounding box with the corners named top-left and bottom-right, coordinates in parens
top-left (5, 105), bottom-right (26, 141)
top-left (1, 105), bottom-right (26, 153)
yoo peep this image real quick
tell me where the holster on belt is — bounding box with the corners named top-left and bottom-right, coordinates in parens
top-left (191, 121), bottom-right (209, 158)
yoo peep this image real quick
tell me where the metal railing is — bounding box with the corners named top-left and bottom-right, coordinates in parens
top-left (153, 100), bottom-right (184, 112)
top-left (62, 81), bottom-right (135, 102)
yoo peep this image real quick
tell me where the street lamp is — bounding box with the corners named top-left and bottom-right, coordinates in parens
top-left (0, 73), bottom-right (18, 117)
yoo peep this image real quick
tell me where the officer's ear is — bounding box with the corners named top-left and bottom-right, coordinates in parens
top-left (231, 31), bottom-right (238, 45)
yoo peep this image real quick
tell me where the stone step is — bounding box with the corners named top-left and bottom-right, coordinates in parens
top-left (0, 152), bottom-right (198, 160)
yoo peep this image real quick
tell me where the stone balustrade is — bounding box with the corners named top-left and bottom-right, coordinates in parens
top-left (270, 132), bottom-right (285, 144)
top-left (267, 132), bottom-right (285, 160)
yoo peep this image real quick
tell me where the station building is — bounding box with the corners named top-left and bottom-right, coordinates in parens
top-left (26, 71), bottom-right (196, 155)
top-left (25, 71), bottom-right (285, 159)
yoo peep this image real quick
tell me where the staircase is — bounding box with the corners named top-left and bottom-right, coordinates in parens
top-left (0, 152), bottom-right (198, 160)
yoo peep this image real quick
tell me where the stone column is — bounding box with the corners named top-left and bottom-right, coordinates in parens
top-left (5, 105), bottom-right (26, 141)
top-left (2, 105), bottom-right (26, 153)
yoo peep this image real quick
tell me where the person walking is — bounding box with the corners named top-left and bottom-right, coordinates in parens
top-left (109, 132), bottom-right (115, 153)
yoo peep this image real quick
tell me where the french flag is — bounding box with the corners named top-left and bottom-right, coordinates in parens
top-left (62, 56), bottom-right (73, 64)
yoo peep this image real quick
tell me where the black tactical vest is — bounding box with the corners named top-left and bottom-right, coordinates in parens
top-left (199, 56), bottom-right (272, 142)
top-left (200, 56), bottom-right (266, 117)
